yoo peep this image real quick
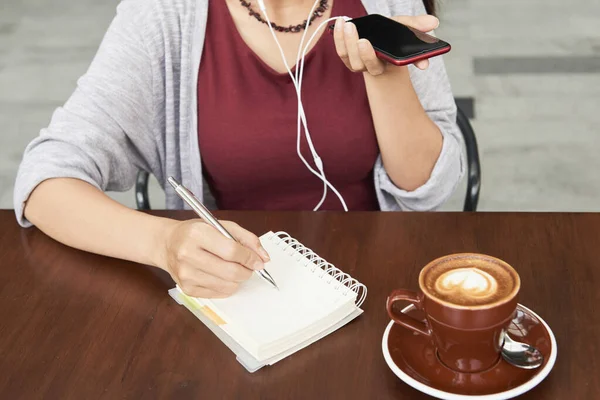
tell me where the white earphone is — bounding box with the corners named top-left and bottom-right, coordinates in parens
top-left (257, 0), bottom-right (351, 211)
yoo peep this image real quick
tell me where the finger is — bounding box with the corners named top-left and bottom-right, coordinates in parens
top-left (393, 15), bottom-right (439, 32)
top-left (343, 22), bottom-right (364, 71)
top-left (222, 221), bottom-right (270, 262)
top-left (357, 39), bottom-right (385, 75)
top-left (191, 224), bottom-right (264, 271)
top-left (201, 250), bottom-right (254, 282)
top-left (179, 266), bottom-right (242, 296)
top-left (180, 243), bottom-right (254, 282)
top-left (414, 59), bottom-right (429, 70)
top-left (415, 59), bottom-right (429, 70)
top-left (333, 18), bottom-right (351, 69)
top-left (178, 284), bottom-right (230, 299)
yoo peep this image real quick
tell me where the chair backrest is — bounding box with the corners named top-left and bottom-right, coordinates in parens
top-left (455, 103), bottom-right (481, 211)
top-left (136, 170), bottom-right (151, 210)
top-left (135, 104), bottom-right (481, 211)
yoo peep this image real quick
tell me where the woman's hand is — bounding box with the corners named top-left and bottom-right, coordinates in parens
top-left (333, 15), bottom-right (440, 76)
top-left (159, 219), bottom-right (270, 298)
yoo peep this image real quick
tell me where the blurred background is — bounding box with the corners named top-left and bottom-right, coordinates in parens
top-left (1, 0), bottom-right (599, 211)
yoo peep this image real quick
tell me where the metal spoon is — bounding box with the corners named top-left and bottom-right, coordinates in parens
top-left (501, 333), bottom-right (544, 369)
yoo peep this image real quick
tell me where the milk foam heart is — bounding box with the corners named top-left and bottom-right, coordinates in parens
top-left (435, 268), bottom-right (498, 300)
top-left (421, 256), bottom-right (519, 307)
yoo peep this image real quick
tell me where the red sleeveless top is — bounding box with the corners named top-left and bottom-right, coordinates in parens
top-left (197, 0), bottom-right (379, 211)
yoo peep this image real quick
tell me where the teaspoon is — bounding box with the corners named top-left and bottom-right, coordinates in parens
top-left (501, 333), bottom-right (544, 369)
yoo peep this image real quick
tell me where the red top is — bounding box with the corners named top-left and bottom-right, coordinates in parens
top-left (197, 0), bottom-right (379, 211)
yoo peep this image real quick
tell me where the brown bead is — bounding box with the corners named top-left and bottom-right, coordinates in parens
top-left (237, 0), bottom-right (328, 33)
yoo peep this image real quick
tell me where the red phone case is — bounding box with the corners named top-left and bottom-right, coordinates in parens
top-left (327, 24), bottom-right (451, 66)
top-left (374, 45), bottom-right (451, 66)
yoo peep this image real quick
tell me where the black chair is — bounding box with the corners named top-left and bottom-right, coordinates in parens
top-left (456, 104), bottom-right (481, 211)
top-left (136, 170), bottom-right (151, 210)
top-left (135, 103), bottom-right (480, 211)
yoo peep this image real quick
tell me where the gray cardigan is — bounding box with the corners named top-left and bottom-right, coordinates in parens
top-left (13, 0), bottom-right (464, 227)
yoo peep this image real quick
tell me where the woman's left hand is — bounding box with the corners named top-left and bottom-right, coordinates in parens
top-left (333, 15), bottom-right (440, 76)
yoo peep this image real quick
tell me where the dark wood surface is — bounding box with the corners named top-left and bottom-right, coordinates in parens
top-left (1, 210), bottom-right (599, 399)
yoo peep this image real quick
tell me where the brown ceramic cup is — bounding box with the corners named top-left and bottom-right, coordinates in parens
top-left (386, 253), bottom-right (521, 374)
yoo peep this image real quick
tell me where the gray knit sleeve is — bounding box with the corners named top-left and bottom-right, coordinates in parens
top-left (374, 0), bottom-right (465, 211)
top-left (13, 0), bottom-right (159, 227)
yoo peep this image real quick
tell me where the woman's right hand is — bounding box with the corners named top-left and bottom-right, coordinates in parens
top-left (158, 219), bottom-right (270, 298)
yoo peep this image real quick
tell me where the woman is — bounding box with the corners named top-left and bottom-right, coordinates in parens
top-left (14, 0), bottom-right (464, 298)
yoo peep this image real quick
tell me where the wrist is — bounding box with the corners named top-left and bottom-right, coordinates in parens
top-left (148, 217), bottom-right (179, 270)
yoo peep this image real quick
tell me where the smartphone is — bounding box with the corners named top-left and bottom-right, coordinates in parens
top-left (329, 14), bottom-right (451, 66)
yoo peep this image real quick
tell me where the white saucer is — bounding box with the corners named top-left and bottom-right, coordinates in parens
top-left (382, 303), bottom-right (557, 400)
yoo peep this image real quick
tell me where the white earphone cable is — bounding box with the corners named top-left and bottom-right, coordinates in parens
top-left (296, 16), bottom-right (351, 211)
top-left (257, 4), bottom-right (333, 210)
top-left (257, 0), bottom-right (350, 211)
top-left (293, 0), bottom-right (329, 210)
top-left (293, 12), bottom-right (351, 211)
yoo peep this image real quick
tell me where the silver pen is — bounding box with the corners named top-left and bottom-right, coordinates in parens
top-left (167, 176), bottom-right (279, 290)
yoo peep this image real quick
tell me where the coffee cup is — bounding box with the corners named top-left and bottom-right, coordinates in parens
top-left (386, 253), bottom-right (520, 373)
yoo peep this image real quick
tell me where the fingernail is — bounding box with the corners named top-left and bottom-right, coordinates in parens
top-left (358, 39), bottom-right (369, 50)
top-left (335, 18), bottom-right (343, 32)
top-left (433, 17), bottom-right (440, 29)
top-left (258, 247), bottom-right (270, 261)
top-left (344, 22), bottom-right (353, 34)
top-left (253, 260), bottom-right (264, 270)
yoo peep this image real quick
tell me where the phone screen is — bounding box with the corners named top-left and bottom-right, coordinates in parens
top-left (349, 14), bottom-right (449, 61)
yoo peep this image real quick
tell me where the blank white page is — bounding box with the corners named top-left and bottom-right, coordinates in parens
top-left (206, 232), bottom-right (356, 349)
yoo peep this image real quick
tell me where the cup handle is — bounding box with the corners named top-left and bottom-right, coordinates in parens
top-left (386, 289), bottom-right (431, 337)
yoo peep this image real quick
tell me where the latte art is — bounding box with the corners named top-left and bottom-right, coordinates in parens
top-left (435, 268), bottom-right (498, 300)
top-left (421, 255), bottom-right (520, 307)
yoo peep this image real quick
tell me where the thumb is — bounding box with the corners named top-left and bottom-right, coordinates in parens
top-left (393, 15), bottom-right (439, 32)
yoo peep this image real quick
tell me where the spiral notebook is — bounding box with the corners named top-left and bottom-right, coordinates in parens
top-left (169, 231), bottom-right (367, 372)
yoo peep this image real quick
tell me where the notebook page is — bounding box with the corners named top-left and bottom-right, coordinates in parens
top-left (262, 297), bottom-right (356, 356)
top-left (169, 288), bottom-right (362, 373)
top-left (206, 232), bottom-right (354, 350)
top-left (264, 307), bottom-right (363, 366)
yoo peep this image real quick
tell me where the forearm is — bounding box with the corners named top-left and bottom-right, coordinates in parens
top-left (24, 178), bottom-right (176, 268)
top-left (364, 66), bottom-right (443, 191)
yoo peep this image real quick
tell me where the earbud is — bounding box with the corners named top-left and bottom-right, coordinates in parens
top-left (258, 0), bottom-right (350, 211)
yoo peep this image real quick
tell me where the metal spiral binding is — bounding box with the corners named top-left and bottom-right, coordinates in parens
top-left (269, 232), bottom-right (367, 307)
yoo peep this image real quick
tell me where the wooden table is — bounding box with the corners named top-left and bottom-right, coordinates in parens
top-left (1, 210), bottom-right (598, 398)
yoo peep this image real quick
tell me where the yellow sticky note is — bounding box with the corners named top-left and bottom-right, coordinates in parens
top-left (199, 306), bottom-right (226, 326)
top-left (180, 294), bottom-right (226, 326)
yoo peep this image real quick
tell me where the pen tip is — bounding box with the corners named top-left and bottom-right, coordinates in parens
top-left (258, 269), bottom-right (279, 290)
